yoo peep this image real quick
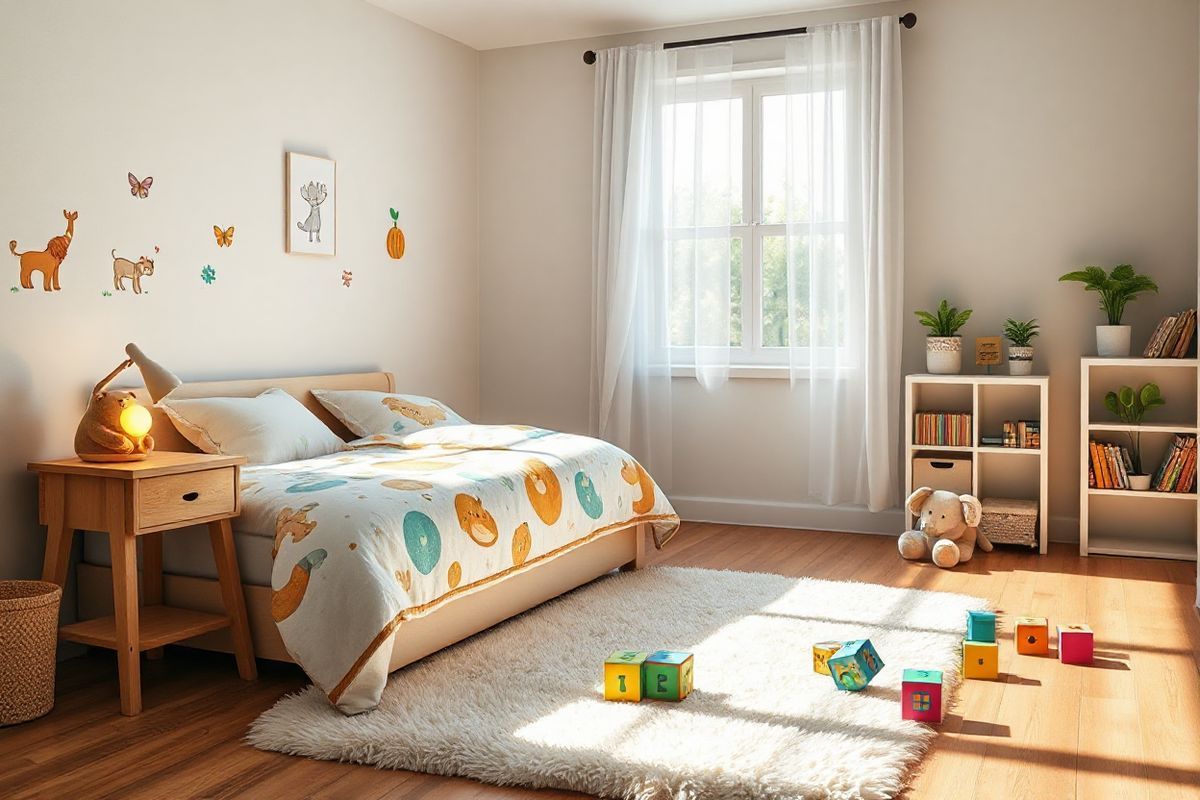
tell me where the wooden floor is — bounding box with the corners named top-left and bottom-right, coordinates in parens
top-left (4, 522), bottom-right (1200, 799)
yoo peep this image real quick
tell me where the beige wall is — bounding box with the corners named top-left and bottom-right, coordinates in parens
top-left (0, 0), bottom-right (479, 580)
top-left (479, 0), bottom-right (1199, 539)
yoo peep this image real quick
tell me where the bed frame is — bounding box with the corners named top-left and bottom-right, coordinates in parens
top-left (75, 371), bottom-right (646, 672)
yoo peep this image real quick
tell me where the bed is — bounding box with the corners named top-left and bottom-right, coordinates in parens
top-left (77, 371), bottom-right (679, 712)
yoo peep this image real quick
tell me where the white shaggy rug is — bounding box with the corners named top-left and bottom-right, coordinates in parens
top-left (249, 566), bottom-right (986, 800)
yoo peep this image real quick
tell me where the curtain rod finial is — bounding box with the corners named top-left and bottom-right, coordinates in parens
top-left (900, 12), bottom-right (917, 29)
top-left (583, 50), bottom-right (597, 65)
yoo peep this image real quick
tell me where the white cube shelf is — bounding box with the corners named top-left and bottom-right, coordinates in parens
top-left (1079, 357), bottom-right (1198, 561)
top-left (905, 373), bottom-right (1049, 554)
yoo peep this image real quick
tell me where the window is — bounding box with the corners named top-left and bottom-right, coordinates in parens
top-left (665, 74), bottom-right (847, 367)
top-left (911, 691), bottom-right (931, 712)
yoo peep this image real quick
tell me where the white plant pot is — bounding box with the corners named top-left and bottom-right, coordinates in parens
top-left (926, 337), bottom-right (962, 374)
top-left (1096, 325), bottom-right (1131, 357)
top-left (1008, 345), bottom-right (1034, 376)
top-left (1129, 474), bottom-right (1152, 491)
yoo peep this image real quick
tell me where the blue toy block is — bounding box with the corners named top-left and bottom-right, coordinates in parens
top-left (967, 610), bottom-right (996, 643)
top-left (828, 639), bottom-right (884, 692)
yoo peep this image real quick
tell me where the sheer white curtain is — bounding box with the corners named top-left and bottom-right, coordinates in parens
top-left (590, 44), bottom-right (673, 484)
top-left (662, 46), bottom-right (736, 389)
top-left (590, 44), bottom-right (737, 483)
top-left (783, 18), bottom-right (904, 511)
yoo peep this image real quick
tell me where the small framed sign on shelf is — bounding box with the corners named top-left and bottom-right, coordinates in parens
top-left (975, 336), bottom-right (1002, 371)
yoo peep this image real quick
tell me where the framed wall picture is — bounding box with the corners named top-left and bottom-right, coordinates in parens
top-left (285, 152), bottom-right (336, 256)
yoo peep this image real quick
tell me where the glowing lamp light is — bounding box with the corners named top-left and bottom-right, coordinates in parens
top-left (120, 402), bottom-right (153, 438)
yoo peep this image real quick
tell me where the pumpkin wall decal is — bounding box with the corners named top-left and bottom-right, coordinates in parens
top-left (386, 207), bottom-right (406, 259)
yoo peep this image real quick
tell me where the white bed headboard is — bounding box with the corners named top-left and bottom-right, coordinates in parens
top-left (129, 371), bottom-right (396, 452)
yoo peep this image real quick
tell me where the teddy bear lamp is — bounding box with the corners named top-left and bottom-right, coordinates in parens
top-left (74, 343), bottom-right (181, 462)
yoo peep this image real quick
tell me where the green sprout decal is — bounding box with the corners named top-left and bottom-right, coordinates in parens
top-left (101, 290), bottom-right (112, 297)
top-left (201, 264), bottom-right (216, 284)
top-left (9, 286), bottom-right (19, 294)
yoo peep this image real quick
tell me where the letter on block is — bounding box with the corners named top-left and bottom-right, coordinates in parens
top-left (962, 639), bottom-right (998, 679)
top-left (901, 668), bottom-right (944, 724)
top-left (812, 641), bottom-right (842, 676)
top-left (967, 610), bottom-right (997, 643)
top-left (643, 650), bottom-right (694, 701)
top-left (604, 650), bottom-right (648, 702)
top-left (1057, 624), bottom-right (1094, 665)
top-left (828, 639), bottom-right (884, 692)
top-left (1015, 616), bottom-right (1049, 656)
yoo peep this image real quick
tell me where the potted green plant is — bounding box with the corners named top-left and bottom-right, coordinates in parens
top-left (1003, 318), bottom-right (1039, 376)
top-left (915, 299), bottom-right (972, 374)
top-left (1103, 382), bottom-right (1165, 490)
top-left (1058, 264), bottom-right (1158, 357)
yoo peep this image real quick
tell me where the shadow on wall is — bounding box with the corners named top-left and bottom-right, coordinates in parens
top-left (0, 347), bottom-right (46, 580)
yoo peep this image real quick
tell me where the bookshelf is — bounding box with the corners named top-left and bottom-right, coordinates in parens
top-left (904, 374), bottom-right (1050, 554)
top-left (1079, 357), bottom-right (1198, 561)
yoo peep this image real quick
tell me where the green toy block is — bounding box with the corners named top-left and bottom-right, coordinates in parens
top-left (643, 650), bottom-right (694, 701)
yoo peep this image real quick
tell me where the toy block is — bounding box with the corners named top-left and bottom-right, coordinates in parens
top-left (966, 610), bottom-right (997, 643)
top-left (643, 650), bottom-right (694, 701)
top-left (1015, 616), bottom-right (1050, 656)
top-left (962, 639), bottom-right (998, 679)
top-left (828, 639), bottom-right (884, 692)
top-left (604, 650), bottom-right (648, 701)
top-left (812, 641), bottom-right (843, 676)
top-left (901, 668), bottom-right (945, 724)
top-left (1057, 624), bottom-right (1094, 665)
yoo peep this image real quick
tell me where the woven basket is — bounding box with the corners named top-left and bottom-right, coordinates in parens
top-left (0, 580), bottom-right (62, 725)
top-left (979, 497), bottom-right (1038, 548)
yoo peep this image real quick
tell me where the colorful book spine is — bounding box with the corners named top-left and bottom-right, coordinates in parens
top-left (1179, 443), bottom-right (1197, 492)
top-left (1089, 440), bottom-right (1111, 489)
top-left (914, 412), bottom-right (972, 447)
top-left (1151, 435), bottom-right (1198, 493)
top-left (1144, 308), bottom-right (1196, 358)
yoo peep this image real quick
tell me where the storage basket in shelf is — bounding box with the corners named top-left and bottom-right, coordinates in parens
top-left (0, 580), bottom-right (62, 725)
top-left (979, 498), bottom-right (1038, 548)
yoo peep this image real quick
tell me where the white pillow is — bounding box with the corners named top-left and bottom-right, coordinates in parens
top-left (158, 388), bottom-right (345, 465)
top-left (312, 389), bottom-right (469, 438)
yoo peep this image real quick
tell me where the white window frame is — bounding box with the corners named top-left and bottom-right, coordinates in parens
top-left (666, 71), bottom-right (848, 372)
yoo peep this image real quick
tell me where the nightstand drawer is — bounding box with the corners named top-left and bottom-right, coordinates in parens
top-left (137, 467), bottom-right (237, 530)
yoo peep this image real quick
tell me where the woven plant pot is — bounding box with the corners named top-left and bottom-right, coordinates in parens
top-left (0, 580), bottom-right (61, 725)
top-left (926, 336), bottom-right (962, 374)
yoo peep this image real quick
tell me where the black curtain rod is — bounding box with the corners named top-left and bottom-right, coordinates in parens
top-left (583, 12), bottom-right (915, 64)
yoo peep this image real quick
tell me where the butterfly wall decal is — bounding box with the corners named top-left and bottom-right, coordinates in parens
top-left (341, 270), bottom-right (353, 288)
top-left (213, 226), bottom-right (235, 247)
top-left (128, 173), bottom-right (153, 199)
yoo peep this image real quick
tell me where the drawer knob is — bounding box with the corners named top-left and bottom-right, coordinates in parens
top-left (182, 491), bottom-right (200, 502)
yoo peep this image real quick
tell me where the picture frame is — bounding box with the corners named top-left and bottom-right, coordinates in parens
top-left (975, 336), bottom-right (1003, 367)
top-left (285, 152), bottom-right (336, 256)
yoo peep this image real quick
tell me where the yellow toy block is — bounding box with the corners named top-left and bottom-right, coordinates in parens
top-left (962, 639), bottom-right (998, 680)
top-left (812, 641), bottom-right (842, 675)
top-left (604, 650), bottom-right (648, 701)
top-left (1015, 616), bottom-right (1049, 656)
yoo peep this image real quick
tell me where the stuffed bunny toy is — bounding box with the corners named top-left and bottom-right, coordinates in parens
top-left (899, 486), bottom-right (992, 568)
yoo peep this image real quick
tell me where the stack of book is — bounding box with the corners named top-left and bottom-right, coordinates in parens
top-left (998, 420), bottom-right (1040, 449)
top-left (1143, 308), bottom-right (1196, 358)
top-left (1088, 440), bottom-right (1135, 489)
top-left (1151, 434), bottom-right (1197, 493)
top-left (914, 412), bottom-right (971, 446)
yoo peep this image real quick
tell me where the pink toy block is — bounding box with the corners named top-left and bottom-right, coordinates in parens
top-left (901, 669), bottom-right (944, 724)
top-left (1057, 624), bottom-right (1094, 665)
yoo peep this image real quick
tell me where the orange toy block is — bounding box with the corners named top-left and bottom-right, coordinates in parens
top-left (1015, 616), bottom-right (1049, 656)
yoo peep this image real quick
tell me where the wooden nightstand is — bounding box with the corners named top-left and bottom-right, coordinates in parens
top-left (29, 452), bottom-right (257, 716)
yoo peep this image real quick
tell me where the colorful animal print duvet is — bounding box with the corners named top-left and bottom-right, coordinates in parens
top-left (238, 424), bottom-right (679, 714)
